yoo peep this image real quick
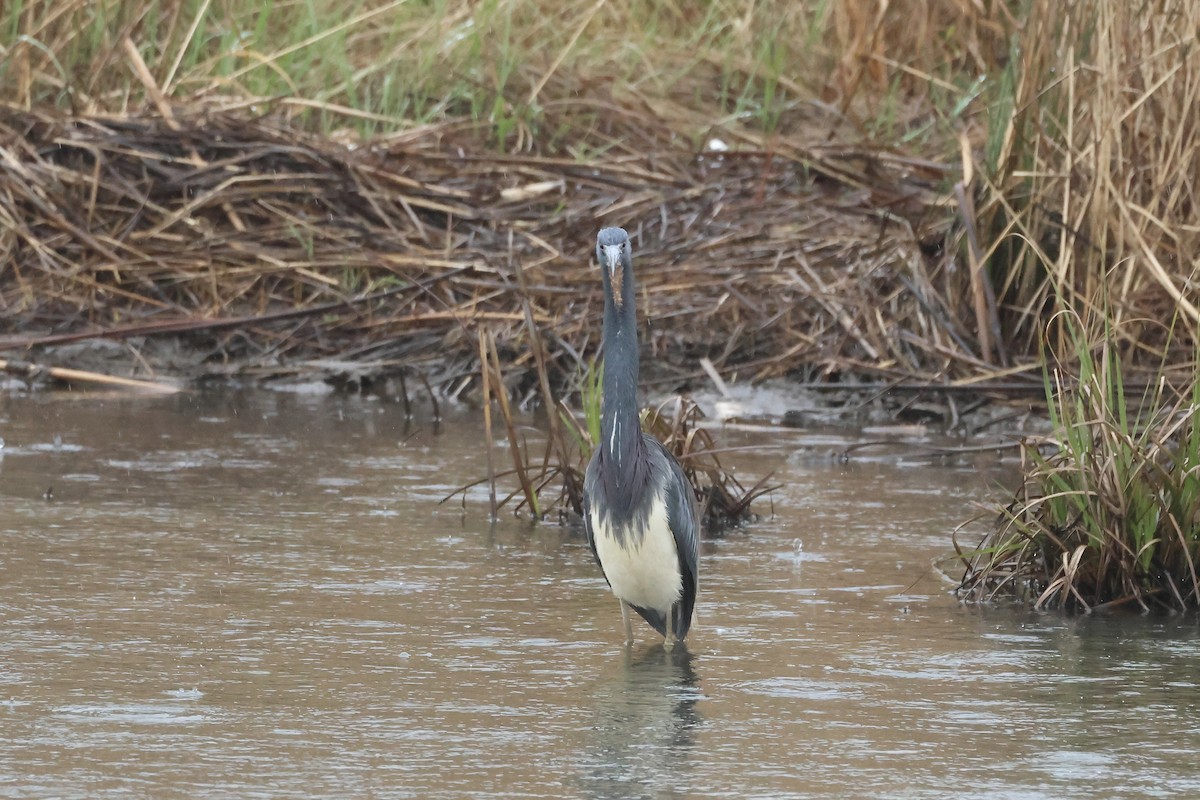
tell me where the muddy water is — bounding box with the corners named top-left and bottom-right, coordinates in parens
top-left (2, 388), bottom-right (1200, 799)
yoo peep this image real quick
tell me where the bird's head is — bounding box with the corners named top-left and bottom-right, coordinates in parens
top-left (596, 227), bottom-right (631, 309)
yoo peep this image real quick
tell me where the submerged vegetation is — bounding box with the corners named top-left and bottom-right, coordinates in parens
top-left (1, 2), bottom-right (1198, 567)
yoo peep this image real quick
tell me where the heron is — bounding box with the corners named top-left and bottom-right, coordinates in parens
top-left (582, 227), bottom-right (699, 649)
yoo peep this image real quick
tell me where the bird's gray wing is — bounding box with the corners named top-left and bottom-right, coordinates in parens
top-left (646, 435), bottom-right (699, 638)
top-left (661, 448), bottom-right (700, 590)
top-left (657, 438), bottom-right (700, 638)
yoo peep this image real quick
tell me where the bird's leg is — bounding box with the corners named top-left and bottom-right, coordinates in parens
top-left (619, 599), bottom-right (633, 646)
top-left (664, 606), bottom-right (676, 651)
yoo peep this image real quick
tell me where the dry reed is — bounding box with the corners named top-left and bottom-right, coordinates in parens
top-left (972, 0), bottom-right (1200, 372)
top-left (949, 0), bottom-right (1200, 609)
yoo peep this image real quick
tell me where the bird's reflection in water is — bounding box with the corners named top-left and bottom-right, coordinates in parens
top-left (578, 644), bottom-right (703, 799)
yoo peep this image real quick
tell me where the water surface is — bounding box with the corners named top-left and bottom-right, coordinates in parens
top-left (2, 388), bottom-right (1199, 798)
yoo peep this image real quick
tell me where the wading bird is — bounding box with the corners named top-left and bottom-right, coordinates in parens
top-left (583, 227), bottom-right (699, 649)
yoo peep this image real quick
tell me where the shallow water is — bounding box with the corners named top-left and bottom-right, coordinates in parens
top-left (2, 388), bottom-right (1199, 799)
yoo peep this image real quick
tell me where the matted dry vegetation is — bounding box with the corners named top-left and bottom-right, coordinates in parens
top-left (0, 102), bottom-right (958, 390)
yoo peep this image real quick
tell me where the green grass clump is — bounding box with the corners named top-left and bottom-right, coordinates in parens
top-left (958, 316), bottom-right (1200, 612)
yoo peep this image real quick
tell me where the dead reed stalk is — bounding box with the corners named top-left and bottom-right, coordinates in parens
top-left (462, 348), bottom-right (774, 524)
top-left (970, 0), bottom-right (1200, 373)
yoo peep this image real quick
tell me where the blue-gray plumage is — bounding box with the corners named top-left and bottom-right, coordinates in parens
top-left (582, 227), bottom-right (699, 648)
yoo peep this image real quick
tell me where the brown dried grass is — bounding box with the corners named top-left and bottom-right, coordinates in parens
top-left (974, 0), bottom-right (1200, 372)
top-left (0, 100), bottom-right (963, 390)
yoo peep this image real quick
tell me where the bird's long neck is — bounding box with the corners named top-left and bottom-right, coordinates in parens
top-left (601, 270), bottom-right (642, 475)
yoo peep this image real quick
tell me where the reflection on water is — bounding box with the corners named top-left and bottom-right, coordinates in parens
top-left (580, 645), bottom-right (701, 799)
top-left (2, 388), bottom-right (1200, 798)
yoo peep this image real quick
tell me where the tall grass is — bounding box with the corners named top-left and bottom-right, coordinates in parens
top-left (973, 0), bottom-right (1200, 368)
top-left (0, 0), bottom-right (1004, 143)
top-left (949, 0), bottom-right (1200, 610)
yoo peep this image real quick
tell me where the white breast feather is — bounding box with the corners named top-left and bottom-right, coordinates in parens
top-left (591, 493), bottom-right (682, 614)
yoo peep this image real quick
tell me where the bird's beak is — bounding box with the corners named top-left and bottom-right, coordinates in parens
top-left (601, 244), bottom-right (624, 307)
top-left (602, 245), bottom-right (622, 280)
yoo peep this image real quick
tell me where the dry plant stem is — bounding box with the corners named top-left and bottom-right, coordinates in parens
top-left (121, 37), bottom-right (179, 131)
top-left (485, 330), bottom-right (539, 517)
top-left (512, 255), bottom-right (577, 509)
top-left (977, 0), bottom-right (1199, 364)
top-left (0, 358), bottom-right (181, 394)
top-left (477, 329), bottom-right (498, 518)
top-left (447, 385), bottom-right (767, 525)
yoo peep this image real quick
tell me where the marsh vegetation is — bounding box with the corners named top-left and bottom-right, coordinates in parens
top-left (2, 0), bottom-right (1197, 603)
